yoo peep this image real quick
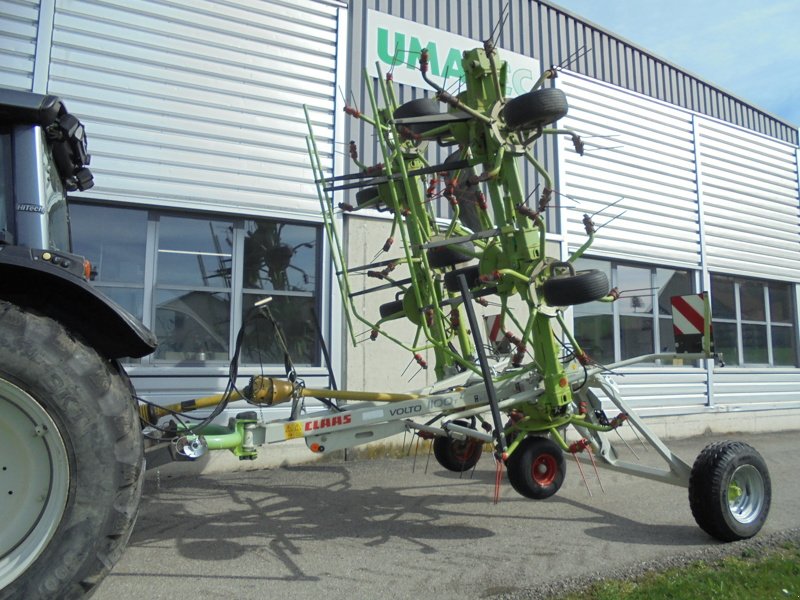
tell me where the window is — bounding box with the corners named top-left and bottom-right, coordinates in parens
top-left (70, 203), bottom-right (321, 367)
top-left (711, 275), bottom-right (796, 367)
top-left (573, 258), bottom-right (694, 366)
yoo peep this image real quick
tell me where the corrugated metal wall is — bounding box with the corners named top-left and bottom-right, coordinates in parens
top-left (697, 117), bottom-right (800, 281)
top-left (0, 0), bottom-right (39, 90)
top-left (45, 0), bottom-right (339, 218)
top-left (559, 72), bottom-right (700, 267)
top-left (347, 1), bottom-right (796, 147)
top-left (536, 1), bottom-right (797, 146)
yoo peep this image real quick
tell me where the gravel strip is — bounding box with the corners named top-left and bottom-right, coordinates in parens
top-left (490, 527), bottom-right (800, 600)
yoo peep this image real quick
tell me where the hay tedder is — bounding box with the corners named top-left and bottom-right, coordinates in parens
top-left (142, 41), bottom-right (772, 544)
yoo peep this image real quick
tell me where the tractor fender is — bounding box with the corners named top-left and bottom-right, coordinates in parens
top-left (0, 246), bottom-right (157, 359)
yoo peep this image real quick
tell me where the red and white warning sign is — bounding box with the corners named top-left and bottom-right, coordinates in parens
top-left (670, 293), bottom-right (713, 353)
top-left (483, 314), bottom-right (511, 354)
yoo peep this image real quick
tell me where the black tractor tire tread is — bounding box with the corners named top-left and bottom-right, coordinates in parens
top-left (542, 269), bottom-right (609, 306)
top-left (0, 300), bottom-right (144, 600)
top-left (689, 440), bottom-right (771, 542)
top-left (503, 88), bottom-right (569, 131)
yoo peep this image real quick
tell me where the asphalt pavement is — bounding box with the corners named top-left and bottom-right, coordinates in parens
top-left (93, 431), bottom-right (800, 600)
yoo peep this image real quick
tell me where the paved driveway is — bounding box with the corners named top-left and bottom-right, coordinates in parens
top-left (94, 431), bottom-right (799, 600)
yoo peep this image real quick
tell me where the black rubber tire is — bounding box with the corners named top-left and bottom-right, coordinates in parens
top-left (393, 98), bottom-right (443, 138)
top-left (379, 299), bottom-right (405, 319)
top-left (355, 186), bottom-right (381, 208)
top-left (542, 269), bottom-right (609, 306)
top-left (443, 151), bottom-right (482, 233)
top-left (427, 240), bottom-right (475, 269)
top-left (0, 300), bottom-right (144, 600)
top-left (689, 441), bottom-right (771, 542)
top-left (506, 436), bottom-right (566, 500)
top-left (443, 265), bottom-right (481, 292)
top-left (503, 88), bottom-right (569, 131)
top-left (433, 421), bottom-right (483, 472)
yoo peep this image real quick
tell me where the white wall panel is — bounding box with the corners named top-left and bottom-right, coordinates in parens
top-left (711, 370), bottom-right (800, 409)
top-left (559, 72), bottom-right (701, 267)
top-left (697, 118), bottom-right (800, 281)
top-left (0, 0), bottom-right (39, 90)
top-left (46, 0), bottom-right (339, 215)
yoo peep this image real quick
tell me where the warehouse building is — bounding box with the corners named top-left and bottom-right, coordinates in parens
top-left (2, 0), bottom-right (798, 439)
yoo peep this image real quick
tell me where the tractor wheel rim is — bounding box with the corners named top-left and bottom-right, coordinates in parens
top-left (0, 378), bottom-right (69, 588)
top-left (531, 454), bottom-right (557, 486)
top-left (727, 464), bottom-right (765, 524)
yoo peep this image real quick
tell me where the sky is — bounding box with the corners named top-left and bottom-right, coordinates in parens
top-left (547, 0), bottom-right (800, 127)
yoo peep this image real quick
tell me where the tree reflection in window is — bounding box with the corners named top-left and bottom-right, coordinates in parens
top-left (243, 221), bottom-right (316, 292)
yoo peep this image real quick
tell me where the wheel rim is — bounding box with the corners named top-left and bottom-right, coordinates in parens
top-left (727, 464), bottom-right (765, 524)
top-left (0, 378), bottom-right (70, 588)
top-left (453, 440), bottom-right (479, 463)
top-left (531, 454), bottom-right (558, 486)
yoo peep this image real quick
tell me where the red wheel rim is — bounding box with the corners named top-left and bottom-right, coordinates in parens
top-left (531, 454), bottom-right (558, 486)
top-left (454, 440), bottom-right (480, 462)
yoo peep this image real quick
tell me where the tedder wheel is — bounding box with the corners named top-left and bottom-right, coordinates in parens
top-left (393, 98), bottom-right (443, 139)
top-left (443, 265), bottom-right (481, 292)
top-left (541, 269), bottom-right (609, 306)
top-left (506, 436), bottom-right (566, 499)
top-left (427, 239), bottom-right (475, 269)
top-left (433, 420), bottom-right (484, 472)
top-left (355, 186), bottom-right (381, 209)
top-left (379, 298), bottom-right (405, 320)
top-left (503, 88), bottom-right (569, 131)
top-left (689, 441), bottom-right (771, 542)
top-left (0, 300), bottom-right (144, 600)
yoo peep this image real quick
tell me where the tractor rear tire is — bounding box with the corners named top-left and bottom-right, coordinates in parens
top-left (689, 441), bottom-right (771, 542)
top-left (0, 300), bottom-right (144, 600)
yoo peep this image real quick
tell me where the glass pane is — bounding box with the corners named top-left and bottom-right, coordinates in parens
top-left (70, 204), bottom-right (148, 284)
top-left (620, 315), bottom-right (654, 360)
top-left (711, 275), bottom-right (736, 319)
top-left (96, 286), bottom-right (144, 321)
top-left (658, 317), bottom-right (676, 353)
top-left (574, 257), bottom-right (612, 282)
top-left (243, 220), bottom-right (317, 292)
top-left (154, 290), bottom-right (230, 362)
top-left (769, 283), bottom-right (793, 324)
top-left (658, 317), bottom-right (695, 366)
top-left (241, 294), bottom-right (318, 366)
top-left (157, 215), bottom-right (232, 287)
top-left (656, 269), bottom-right (692, 315)
top-left (574, 314), bottom-right (614, 365)
top-left (741, 323), bottom-right (768, 364)
top-left (771, 326), bottom-right (797, 367)
top-left (740, 280), bottom-right (765, 321)
top-left (618, 265), bottom-right (652, 314)
top-left (712, 322), bottom-right (739, 366)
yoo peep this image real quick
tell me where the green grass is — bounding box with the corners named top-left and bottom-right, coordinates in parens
top-left (560, 541), bottom-right (800, 600)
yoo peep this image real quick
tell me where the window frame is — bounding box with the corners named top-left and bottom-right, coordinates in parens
top-left (710, 274), bottom-right (797, 368)
top-left (69, 201), bottom-right (324, 369)
top-left (572, 258), bottom-right (697, 366)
